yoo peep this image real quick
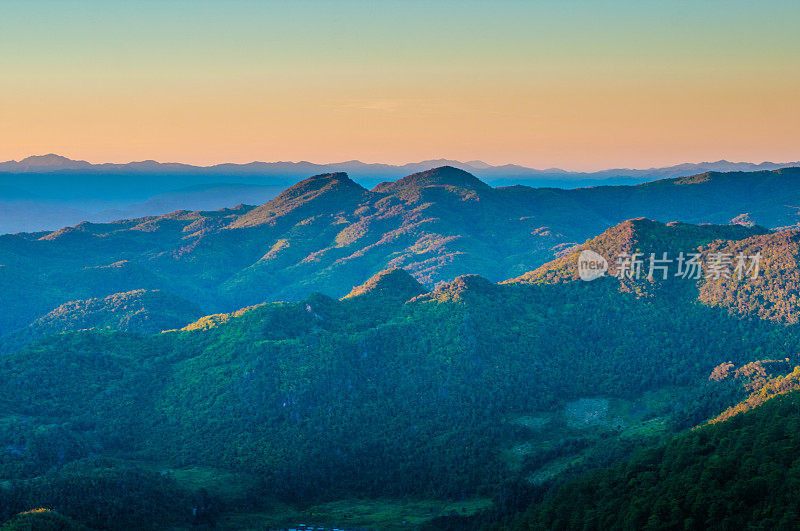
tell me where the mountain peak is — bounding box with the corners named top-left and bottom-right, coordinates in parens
top-left (22, 154), bottom-right (75, 165)
top-left (418, 274), bottom-right (498, 302)
top-left (371, 166), bottom-right (491, 193)
top-left (228, 172), bottom-right (368, 228)
top-left (464, 160), bottom-right (493, 169)
top-left (343, 268), bottom-right (428, 301)
top-left (265, 172), bottom-right (367, 207)
top-left (280, 172), bottom-right (361, 196)
top-left (0, 154), bottom-right (92, 172)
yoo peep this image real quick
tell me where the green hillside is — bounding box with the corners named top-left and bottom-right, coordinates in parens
top-left (0, 289), bottom-right (201, 352)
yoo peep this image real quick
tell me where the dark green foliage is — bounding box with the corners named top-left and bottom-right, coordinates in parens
top-left (513, 391), bottom-right (800, 530)
top-left (699, 230), bottom-right (800, 323)
top-left (3, 266), bottom-right (800, 508)
top-left (0, 289), bottom-right (200, 353)
top-left (0, 461), bottom-right (198, 530)
top-left (0, 509), bottom-right (88, 531)
top-left (3, 184), bottom-right (800, 529)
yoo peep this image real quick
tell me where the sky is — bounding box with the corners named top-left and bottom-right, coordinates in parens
top-left (1, 0), bottom-right (798, 171)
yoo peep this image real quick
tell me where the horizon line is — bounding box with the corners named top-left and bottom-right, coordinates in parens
top-left (5, 153), bottom-right (800, 175)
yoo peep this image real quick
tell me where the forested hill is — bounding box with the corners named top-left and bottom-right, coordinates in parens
top-left (510, 218), bottom-right (769, 284)
top-left (512, 219), bottom-right (800, 325)
top-left (0, 289), bottom-right (201, 353)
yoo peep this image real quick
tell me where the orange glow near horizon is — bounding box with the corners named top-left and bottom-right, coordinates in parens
top-left (1, 1), bottom-right (798, 172)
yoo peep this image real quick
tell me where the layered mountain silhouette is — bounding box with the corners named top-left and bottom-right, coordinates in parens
top-left (3, 155), bottom-right (800, 234)
top-left (2, 153), bottom-right (797, 180)
top-left (3, 165), bottom-right (800, 338)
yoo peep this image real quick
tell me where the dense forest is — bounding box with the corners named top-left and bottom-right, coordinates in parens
top-left (3, 227), bottom-right (800, 528)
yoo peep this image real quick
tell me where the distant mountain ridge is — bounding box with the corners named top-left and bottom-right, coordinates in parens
top-left (2, 153), bottom-right (797, 182)
top-left (2, 154), bottom-right (798, 235)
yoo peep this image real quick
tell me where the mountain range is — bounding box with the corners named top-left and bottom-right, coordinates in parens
top-left (3, 153), bottom-right (798, 180)
top-left (6, 164), bottom-right (800, 529)
top-left (4, 165), bottom-right (800, 339)
top-left (2, 154), bottom-right (798, 235)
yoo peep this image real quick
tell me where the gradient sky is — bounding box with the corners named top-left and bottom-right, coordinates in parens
top-left (1, 0), bottom-right (798, 170)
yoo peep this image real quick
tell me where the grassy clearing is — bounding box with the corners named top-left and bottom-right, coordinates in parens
top-left (154, 464), bottom-right (260, 505)
top-left (135, 461), bottom-right (491, 530)
top-left (504, 385), bottom-right (690, 481)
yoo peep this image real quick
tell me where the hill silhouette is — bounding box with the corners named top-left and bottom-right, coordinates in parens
top-left (371, 166), bottom-right (492, 193)
top-left (343, 267), bottom-right (428, 300)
